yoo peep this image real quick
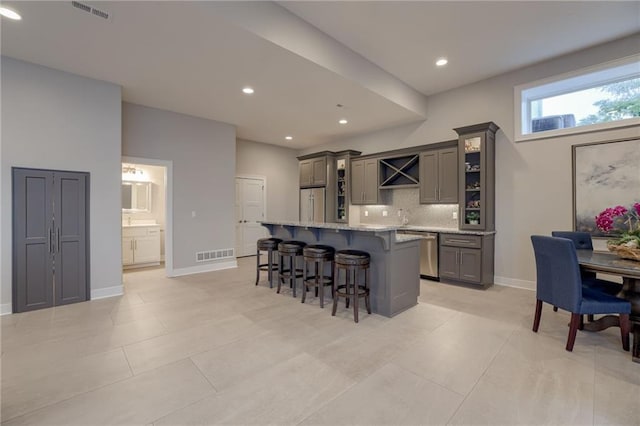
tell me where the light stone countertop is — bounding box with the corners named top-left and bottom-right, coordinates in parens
top-left (260, 221), bottom-right (495, 236)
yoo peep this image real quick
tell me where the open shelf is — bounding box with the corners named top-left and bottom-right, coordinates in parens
top-left (379, 154), bottom-right (419, 187)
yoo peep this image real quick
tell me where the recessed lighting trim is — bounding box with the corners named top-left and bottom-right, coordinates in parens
top-left (339, 119), bottom-right (348, 124)
top-left (0, 7), bottom-right (21, 20)
top-left (242, 87), bottom-right (254, 94)
top-left (435, 58), bottom-right (448, 67)
top-left (285, 136), bottom-right (293, 140)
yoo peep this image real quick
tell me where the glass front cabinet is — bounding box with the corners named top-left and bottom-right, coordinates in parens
top-left (454, 122), bottom-right (498, 231)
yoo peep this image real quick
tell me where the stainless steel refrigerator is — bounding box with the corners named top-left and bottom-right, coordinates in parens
top-left (300, 188), bottom-right (325, 222)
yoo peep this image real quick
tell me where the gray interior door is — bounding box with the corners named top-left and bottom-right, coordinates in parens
top-left (13, 168), bottom-right (89, 313)
top-left (54, 172), bottom-right (88, 306)
top-left (13, 169), bottom-right (55, 312)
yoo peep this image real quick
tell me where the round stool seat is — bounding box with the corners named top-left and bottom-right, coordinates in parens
top-left (303, 245), bottom-right (335, 260)
top-left (335, 250), bottom-right (370, 266)
top-left (278, 240), bottom-right (306, 254)
top-left (257, 237), bottom-right (282, 251)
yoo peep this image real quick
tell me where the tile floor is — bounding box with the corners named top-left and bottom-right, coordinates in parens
top-left (1, 257), bottom-right (638, 425)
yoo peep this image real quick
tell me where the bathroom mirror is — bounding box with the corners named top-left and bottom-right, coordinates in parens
top-left (122, 181), bottom-right (151, 212)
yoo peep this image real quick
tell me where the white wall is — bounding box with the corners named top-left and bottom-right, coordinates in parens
top-left (300, 34), bottom-right (640, 289)
top-left (1, 57), bottom-right (123, 312)
top-left (236, 139), bottom-right (299, 221)
top-left (122, 103), bottom-right (236, 273)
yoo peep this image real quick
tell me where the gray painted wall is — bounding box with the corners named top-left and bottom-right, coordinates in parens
top-left (122, 103), bottom-right (236, 271)
top-left (1, 57), bottom-right (123, 311)
top-left (300, 34), bottom-right (640, 289)
top-left (236, 139), bottom-right (299, 221)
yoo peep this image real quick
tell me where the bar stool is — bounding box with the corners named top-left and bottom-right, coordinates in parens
top-left (332, 250), bottom-right (371, 323)
top-left (255, 237), bottom-right (282, 288)
top-left (301, 245), bottom-right (335, 308)
top-left (277, 241), bottom-right (307, 297)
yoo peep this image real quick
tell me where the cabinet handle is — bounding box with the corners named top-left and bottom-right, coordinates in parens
top-left (434, 188), bottom-right (437, 199)
top-left (460, 252), bottom-right (463, 265)
top-left (56, 228), bottom-right (60, 253)
top-left (135, 240), bottom-right (137, 250)
top-left (456, 252), bottom-right (459, 264)
top-left (48, 228), bottom-right (53, 253)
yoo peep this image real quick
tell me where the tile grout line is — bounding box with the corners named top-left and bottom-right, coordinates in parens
top-left (444, 326), bottom-right (517, 425)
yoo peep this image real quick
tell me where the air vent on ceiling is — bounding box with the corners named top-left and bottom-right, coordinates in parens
top-left (71, 1), bottom-right (111, 21)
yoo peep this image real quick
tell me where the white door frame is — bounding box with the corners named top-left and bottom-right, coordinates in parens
top-left (236, 175), bottom-right (267, 257)
top-left (122, 156), bottom-right (174, 277)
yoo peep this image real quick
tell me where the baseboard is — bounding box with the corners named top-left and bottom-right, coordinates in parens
top-left (1, 303), bottom-right (12, 315)
top-left (494, 275), bottom-right (535, 291)
top-left (169, 259), bottom-right (238, 277)
top-left (91, 285), bottom-right (124, 300)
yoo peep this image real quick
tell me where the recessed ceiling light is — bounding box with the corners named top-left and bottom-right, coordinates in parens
top-left (435, 58), bottom-right (448, 67)
top-left (0, 7), bottom-right (21, 20)
top-left (339, 119), bottom-right (348, 124)
top-left (285, 136), bottom-right (293, 140)
top-left (242, 87), bottom-right (254, 94)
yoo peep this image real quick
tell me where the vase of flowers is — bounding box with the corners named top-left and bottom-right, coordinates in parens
top-left (595, 202), bottom-right (640, 261)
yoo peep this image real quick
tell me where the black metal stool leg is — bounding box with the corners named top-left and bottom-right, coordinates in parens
top-left (353, 268), bottom-right (359, 323)
top-left (277, 253), bottom-right (284, 294)
top-left (255, 248), bottom-right (261, 285)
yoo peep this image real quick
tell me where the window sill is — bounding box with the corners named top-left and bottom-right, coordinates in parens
top-left (515, 117), bottom-right (640, 143)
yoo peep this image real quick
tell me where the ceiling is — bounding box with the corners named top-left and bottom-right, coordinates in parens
top-left (2, 1), bottom-right (638, 149)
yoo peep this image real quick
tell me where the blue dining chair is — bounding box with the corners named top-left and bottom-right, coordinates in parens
top-left (550, 231), bottom-right (623, 318)
top-left (530, 235), bottom-right (630, 352)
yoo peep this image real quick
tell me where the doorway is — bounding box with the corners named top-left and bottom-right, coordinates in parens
top-left (121, 156), bottom-right (173, 277)
top-left (235, 176), bottom-right (267, 257)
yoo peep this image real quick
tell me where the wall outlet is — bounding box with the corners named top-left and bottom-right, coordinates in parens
top-left (364, 210), bottom-right (369, 217)
top-left (452, 211), bottom-right (458, 219)
top-left (382, 210), bottom-right (388, 217)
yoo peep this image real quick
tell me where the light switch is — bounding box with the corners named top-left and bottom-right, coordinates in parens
top-left (192, 211), bottom-right (196, 218)
top-left (382, 210), bottom-right (388, 217)
top-left (452, 211), bottom-right (458, 219)
top-left (364, 210), bottom-right (369, 217)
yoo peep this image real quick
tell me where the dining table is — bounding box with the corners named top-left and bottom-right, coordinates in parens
top-left (576, 249), bottom-right (640, 362)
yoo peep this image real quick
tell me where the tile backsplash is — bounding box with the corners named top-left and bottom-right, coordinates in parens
top-left (354, 188), bottom-right (458, 228)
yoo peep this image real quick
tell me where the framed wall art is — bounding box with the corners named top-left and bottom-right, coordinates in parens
top-left (573, 137), bottom-right (640, 236)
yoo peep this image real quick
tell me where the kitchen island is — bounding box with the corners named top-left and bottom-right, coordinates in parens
top-left (260, 221), bottom-right (421, 317)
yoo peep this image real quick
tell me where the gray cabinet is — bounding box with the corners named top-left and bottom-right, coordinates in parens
top-left (335, 150), bottom-right (361, 223)
top-left (299, 156), bottom-right (327, 187)
top-left (454, 122), bottom-right (498, 231)
top-left (351, 158), bottom-right (379, 205)
top-left (439, 233), bottom-right (494, 287)
top-left (419, 147), bottom-right (458, 203)
top-left (12, 168), bottom-right (89, 313)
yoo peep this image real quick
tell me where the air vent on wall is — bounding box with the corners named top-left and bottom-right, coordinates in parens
top-left (71, 1), bottom-right (111, 21)
top-left (196, 248), bottom-right (235, 263)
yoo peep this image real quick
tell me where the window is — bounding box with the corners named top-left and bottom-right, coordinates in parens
top-left (515, 55), bottom-right (640, 141)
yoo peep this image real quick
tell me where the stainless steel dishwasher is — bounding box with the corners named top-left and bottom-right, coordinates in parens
top-left (398, 231), bottom-right (438, 280)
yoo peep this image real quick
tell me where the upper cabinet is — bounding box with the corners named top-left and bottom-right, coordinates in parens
top-left (334, 150), bottom-right (361, 223)
top-left (419, 146), bottom-right (458, 204)
top-left (299, 156), bottom-right (327, 187)
top-left (351, 158), bottom-right (379, 205)
top-left (454, 122), bottom-right (498, 231)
